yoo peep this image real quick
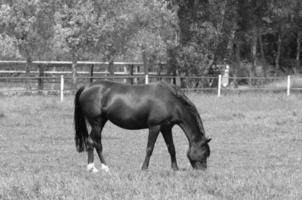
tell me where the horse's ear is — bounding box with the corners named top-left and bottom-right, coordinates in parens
top-left (200, 138), bottom-right (211, 146)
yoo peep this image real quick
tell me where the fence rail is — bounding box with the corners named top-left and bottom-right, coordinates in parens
top-left (0, 60), bottom-right (144, 65)
top-left (1, 75), bottom-right (302, 101)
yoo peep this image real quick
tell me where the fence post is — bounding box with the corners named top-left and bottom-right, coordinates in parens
top-left (145, 74), bottom-right (149, 84)
top-left (38, 64), bottom-right (44, 92)
top-left (60, 75), bottom-right (64, 102)
top-left (123, 65), bottom-right (128, 83)
top-left (218, 74), bottom-right (222, 97)
top-left (90, 64), bottom-right (94, 83)
top-left (287, 75), bottom-right (291, 96)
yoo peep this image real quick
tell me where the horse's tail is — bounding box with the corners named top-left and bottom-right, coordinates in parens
top-left (74, 86), bottom-right (88, 152)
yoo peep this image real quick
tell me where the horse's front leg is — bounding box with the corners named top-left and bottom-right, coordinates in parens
top-left (161, 127), bottom-right (179, 170)
top-left (141, 125), bottom-right (161, 170)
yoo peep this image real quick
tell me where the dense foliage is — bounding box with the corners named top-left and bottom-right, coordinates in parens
top-left (0, 0), bottom-right (301, 76)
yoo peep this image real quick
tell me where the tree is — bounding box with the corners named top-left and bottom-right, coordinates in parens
top-left (0, 33), bottom-right (21, 59)
top-left (0, 0), bottom-right (55, 88)
top-left (93, 0), bottom-right (139, 75)
top-left (267, 0), bottom-right (301, 74)
top-left (1, 0), bottom-right (302, 79)
top-left (54, 0), bottom-right (99, 86)
top-left (167, 0), bottom-right (236, 76)
top-left (126, 0), bottom-right (178, 74)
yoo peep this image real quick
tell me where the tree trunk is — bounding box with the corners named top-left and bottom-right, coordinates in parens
top-left (233, 38), bottom-right (241, 87)
top-left (167, 47), bottom-right (178, 85)
top-left (71, 53), bottom-right (78, 89)
top-left (258, 33), bottom-right (265, 62)
top-left (234, 38), bottom-right (241, 63)
top-left (227, 30), bottom-right (236, 60)
top-left (211, 0), bottom-right (228, 64)
top-left (295, 31), bottom-right (301, 74)
top-left (258, 32), bottom-right (267, 77)
top-left (250, 29), bottom-right (257, 85)
top-left (275, 33), bottom-right (282, 73)
top-left (25, 56), bottom-right (32, 90)
top-left (142, 46), bottom-right (148, 75)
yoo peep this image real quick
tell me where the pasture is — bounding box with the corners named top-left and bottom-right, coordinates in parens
top-left (0, 93), bottom-right (302, 200)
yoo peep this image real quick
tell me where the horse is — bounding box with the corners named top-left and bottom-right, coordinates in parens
top-left (74, 80), bottom-right (211, 172)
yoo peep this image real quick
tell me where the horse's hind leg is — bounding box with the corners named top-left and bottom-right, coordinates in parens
top-left (86, 134), bottom-right (98, 173)
top-left (161, 127), bottom-right (179, 170)
top-left (141, 125), bottom-right (161, 170)
top-left (88, 117), bottom-right (109, 173)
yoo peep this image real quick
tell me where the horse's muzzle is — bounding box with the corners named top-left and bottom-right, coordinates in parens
top-left (191, 160), bottom-right (207, 170)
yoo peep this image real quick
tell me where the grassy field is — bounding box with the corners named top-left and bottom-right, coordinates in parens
top-left (0, 93), bottom-right (302, 200)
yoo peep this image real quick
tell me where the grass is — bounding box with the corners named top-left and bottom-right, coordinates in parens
top-left (0, 93), bottom-right (302, 199)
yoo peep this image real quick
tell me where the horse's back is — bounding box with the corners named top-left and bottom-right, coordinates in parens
top-left (79, 81), bottom-right (181, 129)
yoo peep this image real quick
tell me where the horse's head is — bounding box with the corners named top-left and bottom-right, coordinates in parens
top-left (187, 138), bottom-right (211, 170)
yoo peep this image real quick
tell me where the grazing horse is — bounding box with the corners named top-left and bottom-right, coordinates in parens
top-left (74, 80), bottom-right (211, 172)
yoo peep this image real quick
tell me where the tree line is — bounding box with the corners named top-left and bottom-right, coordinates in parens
top-left (0, 0), bottom-right (301, 79)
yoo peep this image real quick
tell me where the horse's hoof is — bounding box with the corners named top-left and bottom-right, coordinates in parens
top-left (89, 168), bottom-right (99, 173)
top-left (172, 164), bottom-right (179, 171)
top-left (87, 163), bottom-right (99, 173)
top-left (101, 164), bottom-right (110, 173)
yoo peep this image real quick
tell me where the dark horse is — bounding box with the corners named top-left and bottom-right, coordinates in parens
top-left (74, 80), bottom-right (211, 172)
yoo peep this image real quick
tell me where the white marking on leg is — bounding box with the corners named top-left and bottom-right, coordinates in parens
top-left (87, 163), bottom-right (99, 173)
top-left (85, 118), bottom-right (92, 135)
top-left (101, 163), bottom-right (110, 173)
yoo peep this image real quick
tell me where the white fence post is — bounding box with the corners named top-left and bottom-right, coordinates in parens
top-left (123, 65), bottom-right (127, 83)
top-left (218, 74), bottom-right (222, 97)
top-left (60, 75), bottom-right (64, 102)
top-left (287, 75), bottom-right (291, 96)
top-left (145, 74), bottom-right (149, 84)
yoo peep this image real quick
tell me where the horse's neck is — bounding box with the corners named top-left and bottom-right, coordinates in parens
top-left (178, 109), bottom-right (205, 145)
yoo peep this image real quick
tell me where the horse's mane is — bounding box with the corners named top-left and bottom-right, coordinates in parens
top-left (158, 82), bottom-right (205, 135)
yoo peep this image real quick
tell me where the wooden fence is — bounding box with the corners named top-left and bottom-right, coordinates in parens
top-left (1, 61), bottom-right (302, 100)
top-left (0, 60), bottom-right (165, 90)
